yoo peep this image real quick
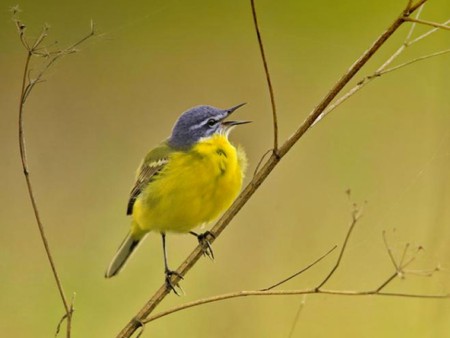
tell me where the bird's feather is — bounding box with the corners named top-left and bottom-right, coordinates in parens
top-left (126, 142), bottom-right (172, 215)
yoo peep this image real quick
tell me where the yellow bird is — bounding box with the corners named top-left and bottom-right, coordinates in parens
top-left (105, 103), bottom-right (249, 292)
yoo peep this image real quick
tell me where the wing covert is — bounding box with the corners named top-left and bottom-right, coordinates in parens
top-left (126, 143), bottom-right (172, 215)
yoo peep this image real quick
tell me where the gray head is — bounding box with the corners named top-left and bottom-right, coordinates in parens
top-left (168, 103), bottom-right (249, 149)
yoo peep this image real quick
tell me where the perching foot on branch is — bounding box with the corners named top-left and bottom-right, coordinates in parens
top-left (190, 231), bottom-right (216, 259)
top-left (164, 269), bottom-right (184, 296)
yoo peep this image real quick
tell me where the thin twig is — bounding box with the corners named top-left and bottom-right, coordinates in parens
top-left (250, 0), bottom-right (279, 152)
top-left (287, 295), bottom-right (307, 338)
top-left (253, 148), bottom-right (273, 177)
top-left (116, 3), bottom-right (427, 337)
top-left (313, 5), bottom-right (450, 125)
top-left (140, 217), bottom-right (447, 326)
top-left (404, 4), bottom-right (423, 42)
top-left (314, 46), bottom-right (450, 122)
top-left (54, 313), bottom-right (69, 338)
top-left (315, 207), bottom-right (362, 290)
top-left (404, 17), bottom-right (450, 31)
top-left (262, 245), bottom-right (337, 291)
top-left (15, 13), bottom-right (95, 338)
top-left (379, 49), bottom-right (450, 75)
top-left (18, 47), bottom-right (72, 338)
top-left (140, 287), bottom-right (449, 324)
top-left (375, 272), bottom-right (399, 293)
top-left (383, 230), bottom-right (399, 270)
top-left (409, 19), bottom-right (450, 44)
top-left (23, 26), bottom-right (95, 103)
top-left (399, 243), bottom-right (411, 268)
top-left (315, 4), bottom-right (423, 124)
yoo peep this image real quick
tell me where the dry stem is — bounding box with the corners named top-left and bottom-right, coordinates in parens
top-left (404, 17), bottom-right (450, 31)
top-left (14, 10), bottom-right (95, 338)
top-left (140, 207), bottom-right (447, 325)
top-left (315, 5), bottom-right (450, 125)
top-left (250, 0), bottom-right (279, 152)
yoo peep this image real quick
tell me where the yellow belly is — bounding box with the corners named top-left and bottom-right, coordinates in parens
top-left (132, 135), bottom-right (246, 234)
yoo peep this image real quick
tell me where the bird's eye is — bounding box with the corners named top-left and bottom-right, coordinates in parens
top-left (207, 119), bottom-right (217, 127)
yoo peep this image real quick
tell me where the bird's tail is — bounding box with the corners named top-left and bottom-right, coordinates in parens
top-left (105, 231), bottom-right (145, 278)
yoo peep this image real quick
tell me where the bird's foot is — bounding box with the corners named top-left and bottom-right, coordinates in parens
top-left (191, 231), bottom-right (216, 260)
top-left (164, 269), bottom-right (184, 295)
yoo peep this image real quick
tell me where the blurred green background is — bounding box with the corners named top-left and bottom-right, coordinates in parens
top-left (1, 0), bottom-right (450, 337)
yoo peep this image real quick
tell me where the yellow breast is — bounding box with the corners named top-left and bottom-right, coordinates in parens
top-left (132, 134), bottom-right (246, 234)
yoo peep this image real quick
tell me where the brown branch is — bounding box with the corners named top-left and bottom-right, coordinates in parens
top-left (407, 0), bottom-right (428, 13)
top-left (314, 3), bottom-right (450, 125)
top-left (116, 2), bottom-right (427, 337)
top-left (250, 0), bottom-right (279, 152)
top-left (18, 43), bottom-right (72, 338)
top-left (15, 11), bottom-right (95, 338)
top-left (140, 287), bottom-right (449, 325)
top-left (262, 245), bottom-right (337, 291)
top-left (316, 206), bottom-right (362, 290)
top-left (253, 148), bottom-right (273, 177)
top-left (139, 203), bottom-right (446, 327)
top-left (375, 272), bottom-right (399, 293)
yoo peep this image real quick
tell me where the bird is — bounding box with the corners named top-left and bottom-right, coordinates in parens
top-left (105, 103), bottom-right (249, 292)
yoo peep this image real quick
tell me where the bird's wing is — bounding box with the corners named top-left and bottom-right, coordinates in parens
top-left (127, 142), bottom-right (172, 215)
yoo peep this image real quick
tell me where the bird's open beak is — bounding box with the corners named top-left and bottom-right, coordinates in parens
top-left (222, 120), bottom-right (252, 127)
top-left (226, 102), bottom-right (247, 115)
top-left (221, 103), bottom-right (252, 131)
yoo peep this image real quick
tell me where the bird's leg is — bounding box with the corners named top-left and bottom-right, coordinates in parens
top-left (190, 231), bottom-right (216, 260)
top-left (161, 232), bottom-right (184, 295)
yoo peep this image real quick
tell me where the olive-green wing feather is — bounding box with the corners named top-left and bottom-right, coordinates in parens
top-left (126, 142), bottom-right (173, 215)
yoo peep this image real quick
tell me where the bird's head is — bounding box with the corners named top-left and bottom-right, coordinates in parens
top-left (168, 103), bottom-right (249, 149)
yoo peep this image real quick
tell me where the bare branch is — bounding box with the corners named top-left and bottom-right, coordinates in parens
top-left (409, 19), bottom-right (450, 44)
top-left (18, 48), bottom-right (73, 329)
top-left (15, 12), bottom-right (96, 338)
top-left (139, 222), bottom-right (447, 326)
top-left (404, 4), bottom-right (423, 41)
top-left (383, 230), bottom-right (400, 271)
top-left (250, 0), bottom-right (279, 152)
top-left (262, 245), bottom-right (337, 291)
top-left (379, 49), bottom-right (450, 75)
top-left (399, 242), bottom-right (411, 269)
top-left (314, 6), bottom-right (450, 125)
top-left (315, 205), bottom-right (363, 290)
top-left (287, 295), bottom-right (307, 338)
top-left (374, 272), bottom-right (399, 293)
top-left (404, 17), bottom-right (450, 31)
top-left (140, 287), bottom-right (449, 325)
top-left (253, 148), bottom-right (273, 177)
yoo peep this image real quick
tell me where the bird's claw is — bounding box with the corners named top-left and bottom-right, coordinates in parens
top-left (196, 231), bottom-right (215, 260)
top-left (164, 269), bottom-right (184, 295)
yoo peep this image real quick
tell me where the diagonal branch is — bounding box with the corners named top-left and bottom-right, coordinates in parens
top-left (261, 245), bottom-right (337, 291)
